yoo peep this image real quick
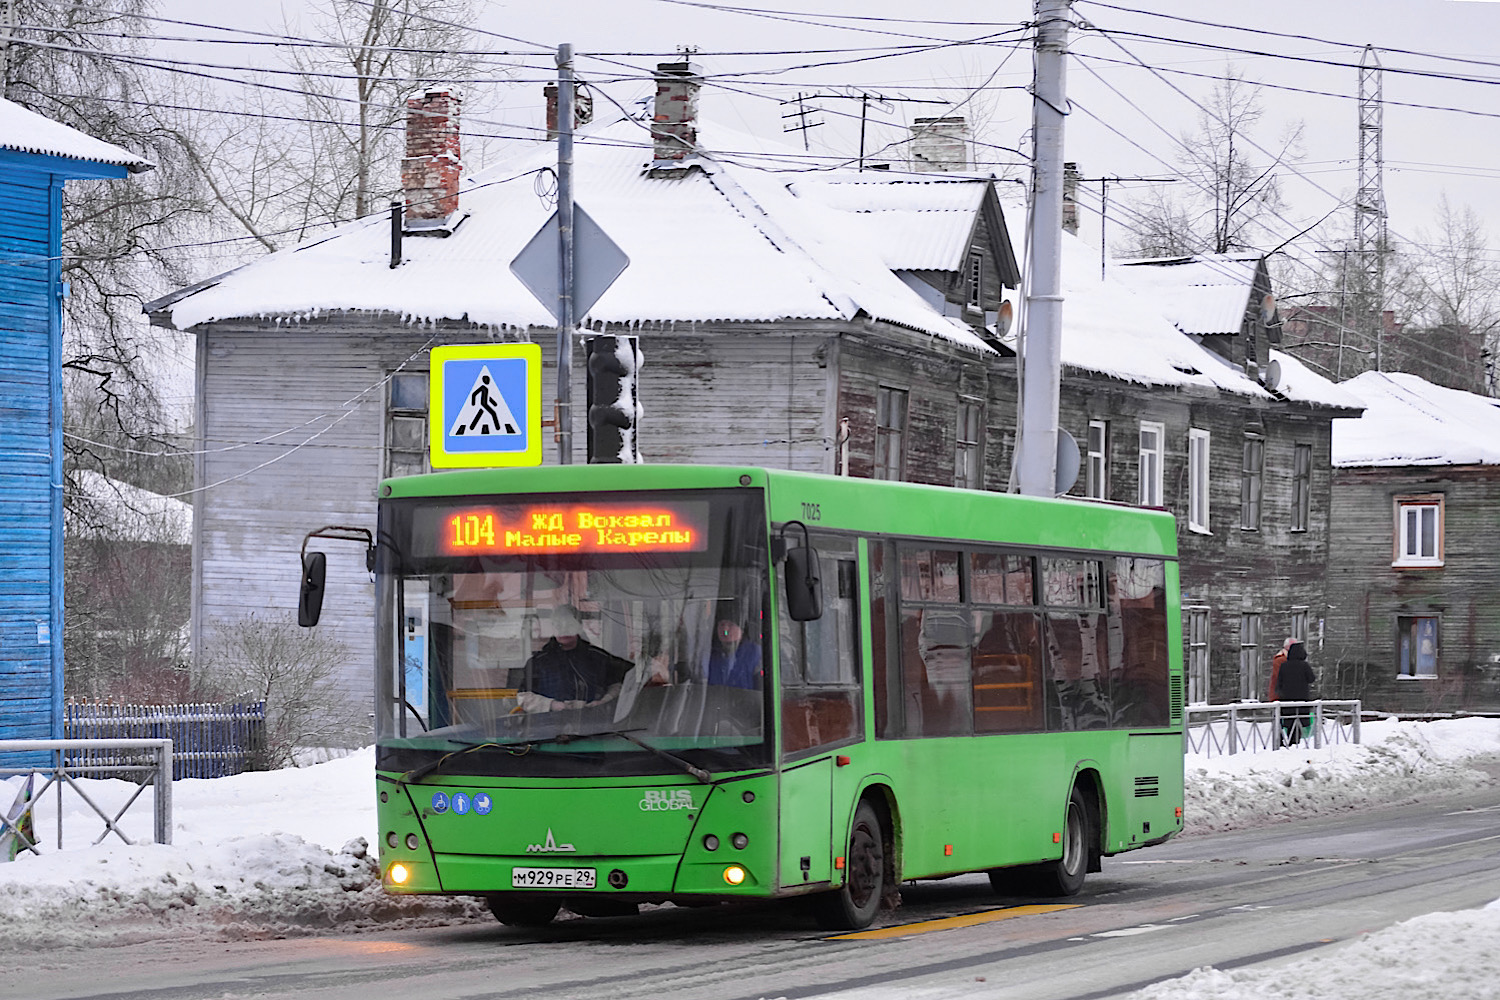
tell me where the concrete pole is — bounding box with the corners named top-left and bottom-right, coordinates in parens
top-left (556, 43), bottom-right (576, 464)
top-left (1016, 0), bottom-right (1071, 498)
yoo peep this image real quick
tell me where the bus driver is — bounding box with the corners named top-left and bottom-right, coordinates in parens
top-left (514, 605), bottom-right (633, 713)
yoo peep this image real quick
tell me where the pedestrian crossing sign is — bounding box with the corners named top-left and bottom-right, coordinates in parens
top-left (429, 343), bottom-right (543, 468)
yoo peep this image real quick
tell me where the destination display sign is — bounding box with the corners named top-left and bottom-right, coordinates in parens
top-left (416, 501), bottom-right (711, 556)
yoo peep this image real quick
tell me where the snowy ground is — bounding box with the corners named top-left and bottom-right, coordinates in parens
top-left (1, 719), bottom-right (1498, 997)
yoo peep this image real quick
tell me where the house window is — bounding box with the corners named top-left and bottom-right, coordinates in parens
top-left (385, 371), bottom-right (429, 480)
top-left (1240, 435), bottom-right (1264, 531)
top-left (1289, 607), bottom-right (1309, 644)
top-left (1393, 495), bottom-right (1444, 567)
top-left (1292, 443), bottom-right (1312, 532)
top-left (875, 386), bottom-right (908, 481)
top-left (1138, 421), bottom-right (1164, 507)
top-left (1187, 607), bottom-right (1210, 704)
top-left (966, 251), bottom-right (983, 310)
top-left (1188, 428), bottom-right (1210, 533)
top-left (1085, 420), bottom-right (1108, 499)
top-left (954, 397), bottom-right (983, 490)
top-left (1397, 615), bottom-right (1439, 678)
top-left (1238, 612), bottom-right (1261, 700)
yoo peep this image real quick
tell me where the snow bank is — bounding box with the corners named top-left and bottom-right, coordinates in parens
top-left (1134, 899), bottom-right (1500, 1000)
top-left (1183, 718), bottom-right (1500, 834)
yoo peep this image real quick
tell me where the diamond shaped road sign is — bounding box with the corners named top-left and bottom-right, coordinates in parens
top-left (510, 203), bottom-right (630, 323)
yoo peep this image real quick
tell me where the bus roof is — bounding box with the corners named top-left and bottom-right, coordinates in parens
top-left (381, 465), bottom-right (1178, 559)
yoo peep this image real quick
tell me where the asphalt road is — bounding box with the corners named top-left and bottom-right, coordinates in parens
top-left (17, 779), bottom-right (1500, 1000)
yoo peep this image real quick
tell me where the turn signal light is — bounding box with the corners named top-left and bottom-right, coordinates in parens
top-left (723, 865), bottom-right (747, 886)
top-left (387, 862), bottom-right (411, 885)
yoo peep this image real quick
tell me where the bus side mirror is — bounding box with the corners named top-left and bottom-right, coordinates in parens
top-left (785, 545), bottom-right (823, 621)
top-left (298, 551), bottom-right (327, 627)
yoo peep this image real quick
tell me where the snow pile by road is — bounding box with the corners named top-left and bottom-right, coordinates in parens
top-left (0, 718), bottom-right (1495, 952)
top-left (1135, 899), bottom-right (1500, 1000)
top-left (1183, 717), bottom-right (1499, 833)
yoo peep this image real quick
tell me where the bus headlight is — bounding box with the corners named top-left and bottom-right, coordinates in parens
top-left (722, 865), bottom-right (747, 886)
top-left (387, 862), bottom-right (412, 885)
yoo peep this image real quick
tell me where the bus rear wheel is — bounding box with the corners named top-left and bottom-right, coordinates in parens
top-left (486, 894), bottom-right (561, 927)
top-left (1024, 786), bottom-right (1090, 897)
top-left (811, 800), bottom-right (886, 931)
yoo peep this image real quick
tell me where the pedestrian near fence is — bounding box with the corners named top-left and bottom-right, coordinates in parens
top-left (1274, 641), bottom-right (1316, 747)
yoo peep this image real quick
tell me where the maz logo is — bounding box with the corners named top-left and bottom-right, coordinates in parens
top-left (525, 828), bottom-right (576, 853)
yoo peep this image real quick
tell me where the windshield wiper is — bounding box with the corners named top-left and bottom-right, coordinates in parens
top-left (398, 728), bottom-right (712, 785)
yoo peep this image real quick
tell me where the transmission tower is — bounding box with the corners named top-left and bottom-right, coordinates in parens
top-left (1355, 45), bottom-right (1387, 371)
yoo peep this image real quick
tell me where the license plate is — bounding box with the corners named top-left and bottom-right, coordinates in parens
top-left (511, 866), bottom-right (596, 889)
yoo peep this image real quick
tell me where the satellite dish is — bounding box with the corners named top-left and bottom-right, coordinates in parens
top-left (1264, 359), bottom-right (1282, 391)
top-left (1055, 430), bottom-right (1081, 496)
top-left (995, 299), bottom-right (1015, 337)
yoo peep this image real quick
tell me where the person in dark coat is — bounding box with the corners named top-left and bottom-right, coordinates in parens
top-left (516, 605), bottom-right (633, 713)
top-left (1274, 640), bottom-right (1316, 747)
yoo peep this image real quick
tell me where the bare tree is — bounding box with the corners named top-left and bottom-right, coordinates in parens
top-left (1118, 69), bottom-right (1303, 258)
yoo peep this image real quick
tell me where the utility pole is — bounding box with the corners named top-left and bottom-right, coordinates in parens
top-left (781, 93), bottom-right (822, 151)
top-left (556, 43), bottom-right (576, 464)
top-left (1016, 0), bottom-right (1071, 498)
top-left (1355, 44), bottom-right (1387, 372)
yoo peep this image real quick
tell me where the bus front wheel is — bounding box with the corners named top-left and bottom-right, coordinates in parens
top-left (486, 894), bottom-right (561, 927)
top-left (811, 799), bottom-right (886, 930)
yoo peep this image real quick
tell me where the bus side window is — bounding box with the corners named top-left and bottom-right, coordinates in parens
top-left (781, 540), bottom-right (862, 757)
top-left (971, 552), bottom-right (1044, 734)
top-left (898, 547), bottom-right (971, 738)
top-left (1110, 558), bottom-right (1170, 727)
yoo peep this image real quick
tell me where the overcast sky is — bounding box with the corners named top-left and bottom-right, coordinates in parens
top-left (148, 0), bottom-right (1500, 302)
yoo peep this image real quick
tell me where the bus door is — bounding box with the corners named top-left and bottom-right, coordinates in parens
top-left (402, 579), bottom-right (429, 727)
top-left (776, 534), bottom-right (864, 889)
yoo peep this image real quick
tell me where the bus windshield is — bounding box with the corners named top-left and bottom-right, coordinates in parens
top-left (375, 489), bottom-right (770, 777)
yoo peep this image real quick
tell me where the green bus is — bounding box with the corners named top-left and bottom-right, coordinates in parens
top-left (333, 464), bottom-right (1183, 931)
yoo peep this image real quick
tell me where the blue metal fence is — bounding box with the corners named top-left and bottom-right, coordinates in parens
top-left (63, 702), bottom-right (266, 779)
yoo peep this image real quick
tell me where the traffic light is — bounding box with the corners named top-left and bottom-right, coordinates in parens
top-left (586, 335), bottom-right (642, 463)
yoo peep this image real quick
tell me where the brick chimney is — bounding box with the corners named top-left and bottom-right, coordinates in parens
top-left (544, 83), bottom-right (594, 139)
top-left (910, 116), bottom-right (969, 173)
top-left (402, 87), bottom-right (462, 228)
top-left (651, 60), bottom-right (702, 165)
top-left (1063, 161), bottom-right (1080, 235)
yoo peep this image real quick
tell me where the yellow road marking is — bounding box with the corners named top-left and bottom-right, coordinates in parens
top-left (829, 903), bottom-right (1082, 940)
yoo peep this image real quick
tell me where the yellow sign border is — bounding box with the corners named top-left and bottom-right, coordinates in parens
top-left (429, 343), bottom-right (543, 468)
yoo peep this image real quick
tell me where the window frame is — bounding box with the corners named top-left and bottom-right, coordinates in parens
top-left (1138, 421), bottom-right (1164, 508)
top-left (1240, 434), bottom-right (1264, 531)
top-left (966, 250), bottom-right (984, 311)
top-left (1291, 443), bottom-right (1312, 533)
top-left (1396, 614), bottom-right (1440, 679)
top-left (874, 386), bottom-right (909, 481)
top-left (1238, 611), bottom-right (1261, 700)
top-left (1188, 428), bottom-right (1211, 533)
top-left (954, 396), bottom-right (984, 490)
top-left (1085, 419), bottom-right (1109, 500)
top-left (385, 370), bottom-right (431, 480)
top-left (1393, 494), bottom-right (1444, 568)
top-left (1186, 607), bottom-right (1210, 705)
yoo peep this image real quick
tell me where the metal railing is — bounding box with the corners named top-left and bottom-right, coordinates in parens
top-left (1185, 700), bottom-right (1362, 757)
top-left (0, 739), bottom-right (173, 855)
top-left (66, 701), bottom-right (265, 779)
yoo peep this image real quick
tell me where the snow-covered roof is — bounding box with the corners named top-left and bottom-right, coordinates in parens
top-left (1107, 254), bottom-right (1262, 336)
top-left (0, 98), bottom-right (153, 172)
top-left (64, 470), bottom-right (191, 544)
top-left (788, 175), bottom-right (986, 272)
top-left (151, 120), bottom-right (993, 353)
top-left (1333, 371), bottom-right (1500, 467)
top-left (997, 202), bottom-right (1362, 409)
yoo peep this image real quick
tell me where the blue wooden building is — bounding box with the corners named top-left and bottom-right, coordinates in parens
top-left (0, 99), bottom-right (149, 752)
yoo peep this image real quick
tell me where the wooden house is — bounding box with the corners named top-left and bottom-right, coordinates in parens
top-left (0, 99), bottom-right (149, 755)
top-left (1325, 371), bottom-right (1500, 714)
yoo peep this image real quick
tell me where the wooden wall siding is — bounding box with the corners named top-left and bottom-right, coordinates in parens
top-left (0, 166), bottom-right (61, 744)
top-left (1325, 465), bottom-right (1500, 714)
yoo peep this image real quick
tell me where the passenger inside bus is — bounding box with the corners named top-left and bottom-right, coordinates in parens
top-left (514, 605), bottom-right (633, 713)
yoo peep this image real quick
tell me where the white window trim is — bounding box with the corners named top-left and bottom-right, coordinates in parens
top-left (1188, 428), bottom-right (1211, 534)
top-left (1393, 495), bottom-right (1444, 567)
top-left (1086, 419), bottom-right (1108, 500)
top-left (1139, 421), bottom-right (1165, 507)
